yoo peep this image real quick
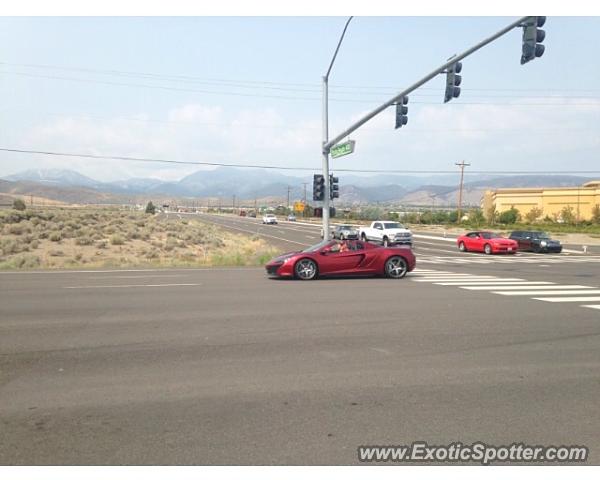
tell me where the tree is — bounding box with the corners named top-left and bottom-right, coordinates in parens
top-left (560, 206), bottom-right (576, 225)
top-left (145, 201), bottom-right (156, 215)
top-left (524, 206), bottom-right (543, 224)
top-left (498, 206), bottom-right (520, 224)
top-left (591, 204), bottom-right (600, 225)
top-left (485, 204), bottom-right (497, 225)
top-left (468, 208), bottom-right (485, 226)
top-left (13, 198), bottom-right (26, 211)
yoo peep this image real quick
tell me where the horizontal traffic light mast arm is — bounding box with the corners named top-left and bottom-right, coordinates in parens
top-left (323, 15), bottom-right (530, 152)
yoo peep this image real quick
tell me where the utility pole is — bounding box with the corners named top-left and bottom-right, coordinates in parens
top-left (322, 16), bottom-right (353, 241)
top-left (456, 161), bottom-right (470, 222)
top-left (232, 195), bottom-right (236, 213)
top-left (302, 182), bottom-right (308, 217)
top-left (286, 186), bottom-right (291, 213)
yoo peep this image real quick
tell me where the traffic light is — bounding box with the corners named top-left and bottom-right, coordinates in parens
top-left (312, 174), bottom-right (325, 201)
top-left (444, 61), bottom-right (462, 103)
top-left (394, 96), bottom-right (409, 129)
top-left (521, 16), bottom-right (546, 65)
top-left (329, 175), bottom-right (339, 200)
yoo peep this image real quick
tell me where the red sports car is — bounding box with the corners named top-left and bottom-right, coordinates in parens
top-left (457, 231), bottom-right (518, 255)
top-left (265, 239), bottom-right (416, 280)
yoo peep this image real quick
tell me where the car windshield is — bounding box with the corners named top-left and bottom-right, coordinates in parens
top-left (382, 222), bottom-right (403, 229)
top-left (481, 232), bottom-right (503, 239)
top-left (302, 240), bottom-right (334, 253)
top-left (338, 225), bottom-right (353, 230)
top-left (531, 232), bottom-right (550, 239)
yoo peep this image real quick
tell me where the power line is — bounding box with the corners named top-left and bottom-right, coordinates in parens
top-left (2, 147), bottom-right (600, 175)
top-left (3, 70), bottom-right (600, 107)
top-left (4, 107), bottom-right (599, 133)
top-left (3, 61), bottom-right (600, 95)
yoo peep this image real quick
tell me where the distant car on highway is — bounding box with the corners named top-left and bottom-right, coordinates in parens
top-left (332, 224), bottom-right (359, 240)
top-left (248, 211), bottom-right (256, 218)
top-left (509, 230), bottom-right (562, 253)
top-left (457, 231), bottom-right (518, 255)
top-left (359, 221), bottom-right (412, 247)
top-left (287, 214), bottom-right (296, 221)
top-left (265, 239), bottom-right (416, 280)
top-left (262, 214), bottom-right (278, 225)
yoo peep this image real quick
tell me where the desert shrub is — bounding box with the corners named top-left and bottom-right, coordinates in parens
top-left (8, 224), bottom-right (24, 235)
top-left (30, 240), bottom-right (39, 249)
top-left (0, 254), bottom-right (40, 269)
top-left (145, 202), bottom-right (156, 215)
top-left (164, 237), bottom-right (179, 251)
top-left (38, 230), bottom-right (49, 239)
top-left (49, 250), bottom-right (64, 257)
top-left (49, 232), bottom-right (62, 242)
top-left (74, 253), bottom-right (83, 262)
top-left (110, 234), bottom-right (125, 245)
top-left (13, 198), bottom-right (26, 211)
top-left (75, 236), bottom-right (94, 246)
top-left (96, 240), bottom-right (108, 249)
top-left (145, 250), bottom-right (160, 260)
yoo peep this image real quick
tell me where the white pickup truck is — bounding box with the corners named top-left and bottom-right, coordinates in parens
top-left (359, 221), bottom-right (413, 247)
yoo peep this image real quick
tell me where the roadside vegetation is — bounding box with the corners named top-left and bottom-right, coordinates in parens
top-left (0, 206), bottom-right (280, 270)
top-left (336, 205), bottom-right (600, 235)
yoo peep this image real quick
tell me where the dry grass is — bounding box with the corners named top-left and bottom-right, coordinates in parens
top-left (0, 207), bottom-right (280, 270)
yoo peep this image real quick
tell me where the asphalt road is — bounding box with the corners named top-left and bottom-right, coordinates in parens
top-left (1, 214), bottom-right (600, 465)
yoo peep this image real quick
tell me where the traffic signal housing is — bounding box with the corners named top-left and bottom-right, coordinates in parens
top-left (313, 174), bottom-right (325, 201)
top-left (521, 16), bottom-right (546, 64)
top-left (395, 96), bottom-right (409, 129)
top-left (444, 61), bottom-right (462, 103)
top-left (329, 175), bottom-right (339, 200)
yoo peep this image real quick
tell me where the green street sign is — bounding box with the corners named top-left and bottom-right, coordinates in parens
top-left (330, 140), bottom-right (355, 159)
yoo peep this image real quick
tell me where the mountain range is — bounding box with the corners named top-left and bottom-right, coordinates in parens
top-left (1, 168), bottom-right (596, 207)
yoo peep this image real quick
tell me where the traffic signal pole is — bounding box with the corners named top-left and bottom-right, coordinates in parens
top-left (321, 16), bottom-right (536, 239)
top-left (323, 16), bottom-right (530, 152)
top-left (322, 74), bottom-right (331, 240)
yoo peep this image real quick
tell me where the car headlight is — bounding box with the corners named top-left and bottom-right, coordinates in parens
top-left (540, 240), bottom-right (547, 247)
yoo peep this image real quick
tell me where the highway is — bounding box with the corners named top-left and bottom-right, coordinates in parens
top-left (1, 214), bottom-right (599, 464)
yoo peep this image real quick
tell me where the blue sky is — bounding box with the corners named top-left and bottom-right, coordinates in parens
top-left (0, 16), bottom-right (599, 181)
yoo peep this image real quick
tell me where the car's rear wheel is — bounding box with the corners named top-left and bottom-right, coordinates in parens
top-left (458, 241), bottom-right (467, 252)
top-left (295, 258), bottom-right (317, 280)
top-left (384, 256), bottom-right (408, 279)
top-left (339, 234), bottom-right (345, 240)
top-left (383, 237), bottom-right (389, 247)
top-left (484, 243), bottom-right (492, 255)
top-left (361, 233), bottom-right (367, 241)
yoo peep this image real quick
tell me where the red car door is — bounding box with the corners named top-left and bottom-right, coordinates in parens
top-left (318, 249), bottom-right (366, 275)
top-left (470, 233), bottom-right (484, 252)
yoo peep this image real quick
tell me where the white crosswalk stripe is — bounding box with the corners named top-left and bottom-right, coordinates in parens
top-left (409, 268), bottom-right (600, 313)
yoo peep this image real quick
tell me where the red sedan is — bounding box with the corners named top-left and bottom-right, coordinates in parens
top-left (457, 231), bottom-right (518, 255)
top-left (265, 239), bottom-right (416, 280)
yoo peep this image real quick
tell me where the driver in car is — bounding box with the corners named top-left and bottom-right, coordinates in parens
top-left (330, 241), bottom-right (349, 253)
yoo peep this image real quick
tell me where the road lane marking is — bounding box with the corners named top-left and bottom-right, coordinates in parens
top-left (0, 267), bottom-right (262, 275)
top-left (533, 296), bottom-right (600, 302)
top-left (413, 277), bottom-right (522, 282)
top-left (64, 283), bottom-right (202, 289)
top-left (86, 274), bottom-right (189, 279)
top-left (462, 284), bottom-right (581, 291)
top-left (583, 305), bottom-right (600, 310)
top-left (436, 281), bottom-right (542, 286)
top-left (495, 290), bottom-right (600, 296)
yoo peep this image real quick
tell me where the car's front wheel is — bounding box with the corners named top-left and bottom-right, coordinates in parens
top-left (384, 256), bottom-right (408, 279)
top-left (458, 241), bottom-right (467, 252)
top-left (484, 243), bottom-right (492, 255)
top-left (295, 258), bottom-right (318, 280)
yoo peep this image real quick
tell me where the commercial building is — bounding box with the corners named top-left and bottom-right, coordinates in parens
top-left (482, 181), bottom-right (600, 222)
